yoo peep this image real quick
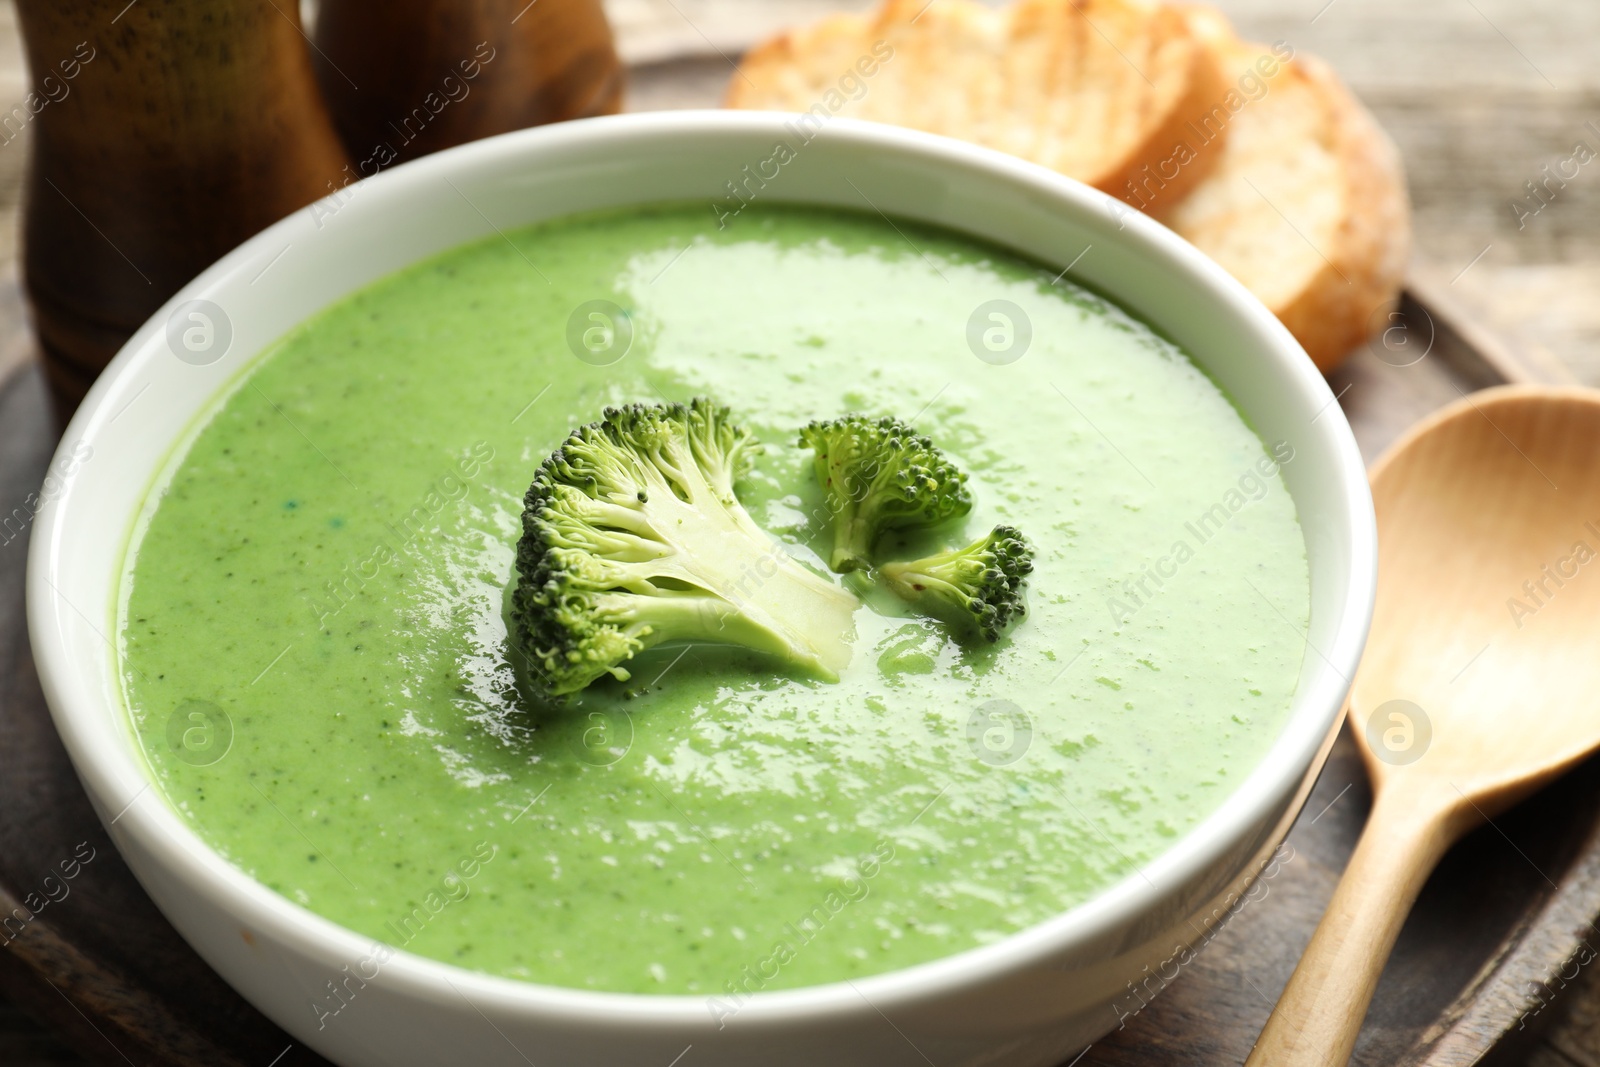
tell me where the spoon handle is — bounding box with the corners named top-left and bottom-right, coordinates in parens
top-left (1244, 787), bottom-right (1458, 1066)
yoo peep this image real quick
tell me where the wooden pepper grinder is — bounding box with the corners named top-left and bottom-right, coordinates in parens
top-left (16, 0), bottom-right (353, 419)
top-left (310, 0), bottom-right (624, 171)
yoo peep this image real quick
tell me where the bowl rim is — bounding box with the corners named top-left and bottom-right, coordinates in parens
top-left (27, 109), bottom-right (1376, 1029)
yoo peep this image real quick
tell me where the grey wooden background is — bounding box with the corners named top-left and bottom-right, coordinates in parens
top-left (5, 0), bottom-right (1600, 1062)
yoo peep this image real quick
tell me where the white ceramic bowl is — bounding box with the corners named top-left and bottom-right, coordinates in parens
top-left (28, 111), bottom-right (1374, 1067)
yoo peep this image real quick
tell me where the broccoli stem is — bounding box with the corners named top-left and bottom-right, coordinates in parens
top-left (630, 465), bottom-right (857, 679)
top-left (878, 566), bottom-right (968, 605)
top-left (828, 513), bottom-right (879, 573)
top-left (594, 592), bottom-right (843, 677)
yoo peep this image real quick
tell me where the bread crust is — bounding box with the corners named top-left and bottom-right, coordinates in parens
top-left (1165, 32), bottom-right (1410, 372)
top-left (1093, 2), bottom-right (1232, 211)
top-left (726, 0), bottom-right (1231, 212)
top-left (1270, 52), bottom-right (1410, 372)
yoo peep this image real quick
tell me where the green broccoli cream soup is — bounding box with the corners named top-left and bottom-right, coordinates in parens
top-left (119, 202), bottom-right (1309, 996)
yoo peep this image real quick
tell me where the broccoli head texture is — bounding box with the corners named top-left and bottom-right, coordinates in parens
top-left (510, 398), bottom-right (858, 703)
top-left (797, 414), bottom-right (972, 573)
top-left (879, 525), bottom-right (1033, 642)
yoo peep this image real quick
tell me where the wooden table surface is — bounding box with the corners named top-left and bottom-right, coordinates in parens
top-left (5, 0), bottom-right (1600, 1063)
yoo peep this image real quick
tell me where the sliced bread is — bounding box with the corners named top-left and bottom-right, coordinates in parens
top-left (726, 0), bottom-right (1231, 213)
top-left (1163, 25), bottom-right (1411, 371)
top-left (726, 0), bottom-right (1411, 372)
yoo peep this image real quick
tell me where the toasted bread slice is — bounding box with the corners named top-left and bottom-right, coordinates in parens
top-left (726, 0), bottom-right (1231, 212)
top-left (1163, 28), bottom-right (1410, 372)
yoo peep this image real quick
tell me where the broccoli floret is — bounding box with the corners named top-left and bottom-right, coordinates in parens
top-left (879, 525), bottom-right (1033, 642)
top-left (510, 399), bottom-right (858, 701)
top-left (798, 414), bottom-right (972, 573)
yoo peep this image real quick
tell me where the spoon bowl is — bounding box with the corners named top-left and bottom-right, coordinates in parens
top-left (1357, 386), bottom-right (1600, 802)
top-left (1249, 384), bottom-right (1600, 1066)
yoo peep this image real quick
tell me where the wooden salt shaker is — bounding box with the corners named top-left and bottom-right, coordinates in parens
top-left (310, 0), bottom-right (624, 170)
top-left (16, 0), bottom-right (352, 419)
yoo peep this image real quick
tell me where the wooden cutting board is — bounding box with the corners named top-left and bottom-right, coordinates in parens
top-left (3, 272), bottom-right (1599, 1067)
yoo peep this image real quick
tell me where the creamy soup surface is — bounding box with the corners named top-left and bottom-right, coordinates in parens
top-left (119, 203), bottom-right (1309, 994)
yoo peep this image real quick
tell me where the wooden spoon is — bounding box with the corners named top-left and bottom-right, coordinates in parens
top-left (1247, 385), bottom-right (1600, 1066)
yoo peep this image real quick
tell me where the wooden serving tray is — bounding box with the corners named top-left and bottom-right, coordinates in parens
top-left (1, 265), bottom-right (1596, 1067)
